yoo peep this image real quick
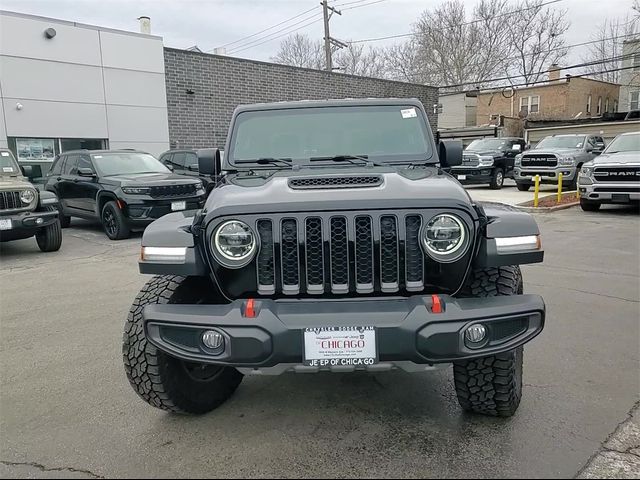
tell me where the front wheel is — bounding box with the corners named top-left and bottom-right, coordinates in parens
top-left (516, 182), bottom-right (530, 191)
top-left (453, 266), bottom-right (524, 417)
top-left (101, 201), bottom-right (130, 240)
top-left (580, 198), bottom-right (601, 211)
top-left (123, 275), bottom-right (243, 414)
top-left (489, 169), bottom-right (505, 190)
top-left (35, 207), bottom-right (62, 252)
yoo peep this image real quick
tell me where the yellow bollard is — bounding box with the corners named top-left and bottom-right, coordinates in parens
top-left (557, 172), bottom-right (563, 204)
top-left (534, 175), bottom-right (540, 208)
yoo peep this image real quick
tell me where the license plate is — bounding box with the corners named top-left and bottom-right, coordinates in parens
top-left (457, 175), bottom-right (467, 180)
top-left (612, 194), bottom-right (630, 203)
top-left (171, 201), bottom-right (186, 211)
top-left (0, 219), bottom-right (12, 231)
top-left (303, 326), bottom-right (377, 367)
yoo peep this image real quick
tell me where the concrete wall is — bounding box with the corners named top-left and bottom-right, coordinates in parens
top-left (163, 48), bottom-right (438, 149)
top-left (619, 39), bottom-right (640, 112)
top-left (0, 10), bottom-right (170, 158)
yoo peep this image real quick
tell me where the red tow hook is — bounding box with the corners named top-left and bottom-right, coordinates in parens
top-left (431, 294), bottom-right (443, 314)
top-left (244, 298), bottom-right (257, 318)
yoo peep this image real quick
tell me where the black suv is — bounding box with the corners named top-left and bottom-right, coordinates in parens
top-left (451, 137), bottom-right (526, 189)
top-left (158, 148), bottom-right (223, 194)
top-left (123, 99), bottom-right (546, 418)
top-left (44, 150), bottom-right (206, 240)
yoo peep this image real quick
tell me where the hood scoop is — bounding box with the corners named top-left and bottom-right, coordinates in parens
top-left (288, 175), bottom-right (383, 190)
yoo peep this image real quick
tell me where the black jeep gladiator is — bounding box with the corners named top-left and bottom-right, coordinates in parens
top-left (123, 99), bottom-right (546, 417)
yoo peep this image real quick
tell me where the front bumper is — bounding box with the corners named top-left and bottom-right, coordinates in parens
top-left (579, 180), bottom-right (640, 203)
top-left (0, 209), bottom-right (58, 240)
top-left (123, 196), bottom-right (205, 226)
top-left (143, 294), bottom-right (545, 372)
top-left (451, 167), bottom-right (495, 183)
top-left (515, 166), bottom-right (577, 183)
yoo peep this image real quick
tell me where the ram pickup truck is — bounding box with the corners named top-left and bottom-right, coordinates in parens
top-left (122, 99), bottom-right (546, 418)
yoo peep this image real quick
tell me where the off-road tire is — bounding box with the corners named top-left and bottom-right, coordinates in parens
top-left (580, 198), bottom-right (601, 211)
top-left (123, 275), bottom-right (243, 414)
top-left (489, 168), bottom-right (505, 190)
top-left (35, 207), bottom-right (62, 252)
top-left (453, 266), bottom-right (524, 417)
top-left (516, 182), bottom-right (530, 191)
top-left (101, 201), bottom-right (130, 240)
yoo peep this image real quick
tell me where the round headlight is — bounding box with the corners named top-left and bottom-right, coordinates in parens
top-left (20, 189), bottom-right (36, 204)
top-left (422, 214), bottom-right (468, 262)
top-left (213, 220), bottom-right (257, 267)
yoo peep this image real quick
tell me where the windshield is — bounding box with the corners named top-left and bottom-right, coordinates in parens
top-left (0, 151), bottom-right (20, 176)
top-left (603, 134), bottom-right (639, 153)
top-left (92, 153), bottom-right (169, 176)
top-left (228, 105), bottom-right (433, 166)
top-left (536, 135), bottom-right (586, 150)
top-left (466, 138), bottom-right (508, 151)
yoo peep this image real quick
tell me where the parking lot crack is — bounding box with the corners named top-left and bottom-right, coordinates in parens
top-left (1, 460), bottom-right (104, 478)
top-left (528, 282), bottom-right (640, 303)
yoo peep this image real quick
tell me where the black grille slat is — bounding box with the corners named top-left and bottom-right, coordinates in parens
top-left (289, 176), bottom-right (382, 190)
top-left (256, 220), bottom-right (275, 294)
top-left (150, 184), bottom-right (198, 198)
top-left (280, 219), bottom-right (299, 294)
top-left (405, 215), bottom-right (424, 291)
top-left (593, 167), bottom-right (640, 182)
top-left (354, 216), bottom-right (374, 293)
top-left (305, 218), bottom-right (324, 294)
top-left (0, 191), bottom-right (23, 211)
top-left (380, 215), bottom-right (399, 292)
top-left (330, 217), bottom-right (349, 294)
top-left (521, 154), bottom-right (558, 167)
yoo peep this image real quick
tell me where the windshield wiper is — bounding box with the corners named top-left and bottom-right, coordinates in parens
top-left (235, 157), bottom-right (293, 167)
top-left (309, 154), bottom-right (385, 167)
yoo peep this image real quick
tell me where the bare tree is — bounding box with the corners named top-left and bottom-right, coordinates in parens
top-left (504, 0), bottom-right (570, 86)
top-left (333, 43), bottom-right (386, 77)
top-left (581, 16), bottom-right (639, 84)
top-left (383, 40), bottom-right (424, 83)
top-left (270, 33), bottom-right (324, 69)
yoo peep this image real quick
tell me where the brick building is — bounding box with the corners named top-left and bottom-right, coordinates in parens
top-left (476, 67), bottom-right (620, 126)
top-left (163, 48), bottom-right (438, 149)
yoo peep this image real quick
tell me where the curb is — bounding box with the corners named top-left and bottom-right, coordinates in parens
top-left (515, 201), bottom-right (580, 213)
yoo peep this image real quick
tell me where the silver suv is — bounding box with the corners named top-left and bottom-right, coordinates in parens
top-left (514, 134), bottom-right (605, 191)
top-left (578, 131), bottom-right (640, 211)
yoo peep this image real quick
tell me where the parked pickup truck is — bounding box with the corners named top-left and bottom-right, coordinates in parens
top-left (514, 134), bottom-right (605, 191)
top-left (452, 137), bottom-right (526, 189)
top-left (578, 131), bottom-right (640, 211)
top-left (123, 98), bottom-right (546, 418)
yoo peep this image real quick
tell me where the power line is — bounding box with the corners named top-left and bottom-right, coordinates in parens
top-left (339, 0), bottom-right (390, 10)
top-left (229, 17), bottom-right (324, 55)
top-left (349, 0), bottom-right (565, 44)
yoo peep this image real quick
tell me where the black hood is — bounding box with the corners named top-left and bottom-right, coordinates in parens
top-left (101, 172), bottom-right (201, 187)
top-left (464, 149), bottom-right (504, 156)
top-left (203, 166), bottom-right (474, 219)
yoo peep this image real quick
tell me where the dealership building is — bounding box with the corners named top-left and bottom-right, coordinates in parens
top-left (0, 10), bottom-right (438, 176)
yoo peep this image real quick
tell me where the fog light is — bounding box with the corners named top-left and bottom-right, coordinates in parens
top-left (201, 330), bottom-right (225, 353)
top-left (36, 218), bottom-right (43, 224)
top-left (465, 324), bottom-right (487, 344)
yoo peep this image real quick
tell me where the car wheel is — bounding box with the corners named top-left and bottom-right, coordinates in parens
top-left (490, 169), bottom-right (505, 190)
top-left (101, 201), bottom-right (130, 240)
top-left (516, 183), bottom-right (530, 191)
top-left (453, 266), bottom-right (524, 417)
top-left (123, 275), bottom-right (244, 414)
top-left (580, 198), bottom-right (601, 211)
top-left (35, 207), bottom-right (63, 252)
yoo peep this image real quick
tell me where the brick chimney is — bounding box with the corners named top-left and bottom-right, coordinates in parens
top-left (548, 64), bottom-right (561, 82)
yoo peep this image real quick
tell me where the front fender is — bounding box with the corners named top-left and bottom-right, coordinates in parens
top-left (474, 202), bottom-right (544, 267)
top-left (139, 211), bottom-right (207, 276)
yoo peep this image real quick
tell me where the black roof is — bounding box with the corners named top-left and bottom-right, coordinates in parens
top-left (234, 98), bottom-right (424, 114)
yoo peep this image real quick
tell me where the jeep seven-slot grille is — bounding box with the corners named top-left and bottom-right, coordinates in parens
top-left (149, 184), bottom-right (198, 198)
top-left (288, 176), bottom-right (382, 189)
top-left (0, 191), bottom-right (22, 211)
top-left (255, 213), bottom-right (429, 296)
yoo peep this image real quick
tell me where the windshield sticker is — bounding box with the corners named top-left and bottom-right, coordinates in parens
top-left (576, 143), bottom-right (583, 148)
top-left (94, 155), bottom-right (103, 158)
top-left (401, 108), bottom-right (417, 119)
top-left (3, 167), bottom-right (14, 172)
top-left (1, 152), bottom-right (9, 156)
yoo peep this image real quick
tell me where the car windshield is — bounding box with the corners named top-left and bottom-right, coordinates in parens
top-left (536, 135), bottom-right (586, 149)
top-left (228, 105), bottom-right (433, 166)
top-left (603, 134), bottom-right (640, 153)
top-left (0, 151), bottom-right (20, 176)
top-left (466, 139), bottom-right (508, 151)
top-left (92, 152), bottom-right (169, 176)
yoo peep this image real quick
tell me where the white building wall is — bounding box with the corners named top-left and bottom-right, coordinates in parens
top-left (0, 10), bottom-right (170, 163)
top-left (619, 39), bottom-right (640, 113)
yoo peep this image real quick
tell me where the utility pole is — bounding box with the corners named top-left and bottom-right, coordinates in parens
top-left (321, 1), bottom-right (345, 71)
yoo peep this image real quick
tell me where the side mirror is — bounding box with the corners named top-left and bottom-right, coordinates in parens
top-left (512, 144), bottom-right (522, 152)
top-left (77, 167), bottom-right (96, 177)
top-left (21, 165), bottom-right (34, 177)
top-left (198, 148), bottom-right (222, 176)
top-left (438, 140), bottom-right (463, 169)
top-left (165, 163), bottom-right (174, 172)
top-left (525, 144), bottom-right (531, 150)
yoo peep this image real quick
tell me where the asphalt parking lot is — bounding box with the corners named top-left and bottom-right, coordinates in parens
top-left (1, 201), bottom-right (639, 478)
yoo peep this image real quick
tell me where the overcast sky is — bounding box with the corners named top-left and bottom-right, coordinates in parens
top-left (0, 0), bottom-right (635, 65)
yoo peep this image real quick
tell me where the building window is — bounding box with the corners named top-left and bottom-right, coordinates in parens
top-left (605, 97), bottom-right (610, 113)
top-left (8, 138), bottom-right (58, 162)
top-left (519, 95), bottom-right (540, 115)
top-left (587, 94), bottom-right (592, 114)
top-left (597, 96), bottom-right (602, 115)
top-left (630, 91), bottom-right (640, 111)
top-left (634, 53), bottom-right (640, 72)
top-left (614, 99), bottom-right (618, 112)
